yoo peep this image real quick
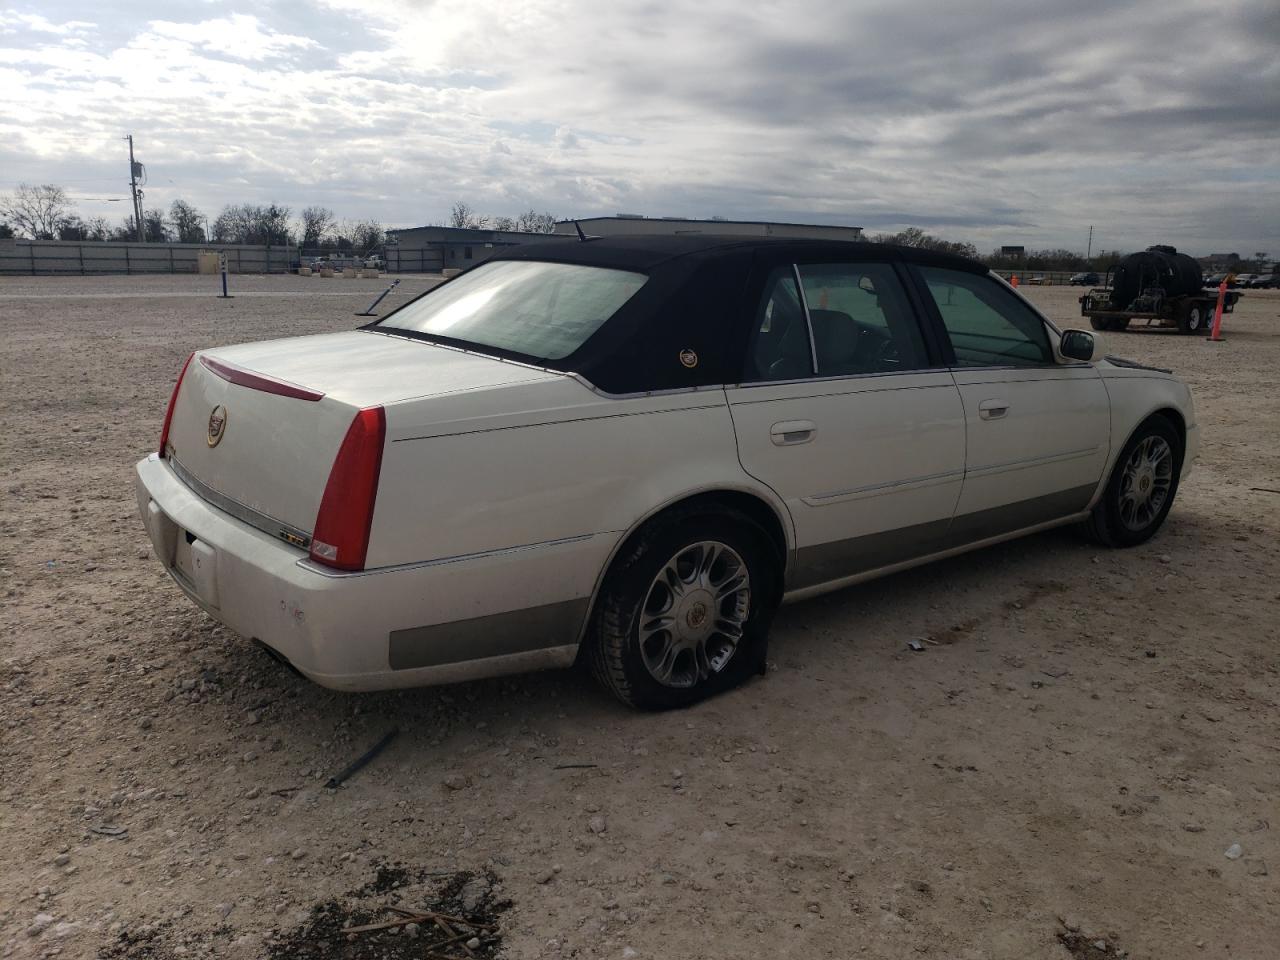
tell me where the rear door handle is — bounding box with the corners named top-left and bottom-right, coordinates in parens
top-left (978, 399), bottom-right (1009, 420)
top-left (770, 420), bottom-right (816, 445)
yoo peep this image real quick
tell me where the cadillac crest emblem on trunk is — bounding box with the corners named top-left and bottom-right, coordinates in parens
top-left (207, 404), bottom-right (228, 447)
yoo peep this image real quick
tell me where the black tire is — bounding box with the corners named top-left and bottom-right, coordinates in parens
top-left (1080, 416), bottom-right (1183, 547)
top-left (1112, 317), bottom-right (1130, 331)
top-left (1180, 302), bottom-right (1207, 335)
top-left (1089, 316), bottom-right (1111, 331)
top-left (587, 507), bottom-right (780, 710)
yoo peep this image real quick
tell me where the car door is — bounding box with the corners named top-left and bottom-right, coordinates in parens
top-left (725, 254), bottom-right (967, 592)
top-left (909, 265), bottom-right (1110, 542)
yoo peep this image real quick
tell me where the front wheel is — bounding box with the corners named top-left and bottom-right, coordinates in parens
top-left (1080, 417), bottom-right (1183, 547)
top-left (587, 509), bottom-right (779, 710)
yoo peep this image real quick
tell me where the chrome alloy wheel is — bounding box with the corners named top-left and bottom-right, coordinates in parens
top-left (638, 541), bottom-right (751, 688)
top-left (1118, 435), bottom-right (1174, 531)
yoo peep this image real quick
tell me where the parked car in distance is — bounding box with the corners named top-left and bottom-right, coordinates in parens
top-left (1234, 274), bottom-right (1257, 288)
top-left (364, 256), bottom-right (386, 270)
top-left (136, 236), bottom-right (1199, 709)
top-left (1024, 275), bottom-right (1047, 285)
top-left (1070, 272), bottom-right (1100, 286)
top-left (1243, 274), bottom-right (1276, 288)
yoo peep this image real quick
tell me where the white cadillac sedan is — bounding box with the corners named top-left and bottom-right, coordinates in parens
top-left (135, 236), bottom-right (1198, 709)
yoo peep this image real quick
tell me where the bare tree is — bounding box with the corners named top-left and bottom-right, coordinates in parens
top-left (211, 203), bottom-right (294, 245)
top-left (491, 215), bottom-right (515, 231)
top-left (873, 227), bottom-right (978, 260)
top-left (449, 200), bottom-right (487, 229)
top-left (300, 206), bottom-right (335, 249)
top-left (169, 199), bottom-right (206, 243)
top-left (0, 183), bottom-right (73, 239)
top-left (346, 219), bottom-right (384, 254)
top-left (514, 209), bottom-right (556, 233)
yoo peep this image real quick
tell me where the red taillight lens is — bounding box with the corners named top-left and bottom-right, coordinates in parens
top-left (158, 352), bottom-right (195, 456)
top-left (309, 406), bottom-right (386, 571)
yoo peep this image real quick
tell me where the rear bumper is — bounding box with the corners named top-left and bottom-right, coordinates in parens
top-left (134, 455), bottom-right (610, 690)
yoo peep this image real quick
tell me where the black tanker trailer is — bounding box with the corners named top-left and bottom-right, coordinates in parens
top-left (1079, 245), bottom-right (1241, 334)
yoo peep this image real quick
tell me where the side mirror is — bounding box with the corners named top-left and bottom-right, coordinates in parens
top-left (1059, 329), bottom-right (1100, 362)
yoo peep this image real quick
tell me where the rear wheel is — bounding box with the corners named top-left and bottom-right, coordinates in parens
top-left (1179, 302), bottom-right (1207, 335)
top-left (1080, 416), bottom-right (1182, 547)
top-left (587, 508), bottom-right (779, 710)
top-left (1089, 316), bottom-right (1114, 331)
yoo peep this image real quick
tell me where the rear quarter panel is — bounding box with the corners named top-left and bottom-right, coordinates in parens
top-left (367, 382), bottom-right (788, 569)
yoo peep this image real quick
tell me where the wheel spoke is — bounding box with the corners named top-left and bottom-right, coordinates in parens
top-left (639, 614), bottom-right (675, 639)
top-left (713, 572), bottom-right (747, 601)
top-left (663, 565), bottom-right (687, 599)
top-left (646, 636), bottom-right (678, 683)
top-left (697, 542), bottom-right (721, 585)
top-left (715, 619), bottom-right (744, 642)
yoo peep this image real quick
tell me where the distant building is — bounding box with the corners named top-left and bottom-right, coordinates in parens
top-left (384, 225), bottom-right (573, 273)
top-left (553, 215), bottom-right (863, 242)
top-left (1196, 253), bottom-right (1245, 273)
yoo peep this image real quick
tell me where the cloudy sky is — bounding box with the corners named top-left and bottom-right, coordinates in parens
top-left (2, 1), bottom-right (1277, 254)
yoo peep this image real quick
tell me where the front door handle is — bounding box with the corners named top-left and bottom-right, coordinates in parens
top-left (770, 420), bottom-right (816, 445)
top-left (978, 399), bottom-right (1009, 420)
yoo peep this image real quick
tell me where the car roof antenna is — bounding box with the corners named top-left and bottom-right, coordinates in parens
top-left (573, 221), bottom-right (599, 242)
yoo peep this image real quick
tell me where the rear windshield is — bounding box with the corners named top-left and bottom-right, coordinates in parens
top-left (379, 260), bottom-right (648, 360)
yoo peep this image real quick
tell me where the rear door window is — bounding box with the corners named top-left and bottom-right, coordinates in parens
top-left (744, 262), bottom-right (929, 381)
top-left (746, 267), bottom-right (810, 381)
top-left (918, 267), bottom-right (1053, 366)
top-left (796, 263), bottom-right (928, 376)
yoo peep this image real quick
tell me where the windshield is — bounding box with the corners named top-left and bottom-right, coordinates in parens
top-left (379, 260), bottom-right (648, 360)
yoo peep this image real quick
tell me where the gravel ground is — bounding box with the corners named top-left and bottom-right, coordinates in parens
top-left (1, 275), bottom-right (1277, 960)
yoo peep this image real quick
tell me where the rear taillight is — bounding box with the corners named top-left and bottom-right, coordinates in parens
top-left (309, 406), bottom-right (386, 571)
top-left (158, 352), bottom-right (195, 456)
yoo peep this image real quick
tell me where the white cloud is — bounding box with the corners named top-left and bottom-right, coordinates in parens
top-left (147, 13), bottom-right (317, 62)
top-left (0, 0), bottom-right (1276, 254)
top-left (0, 12), bottom-right (95, 35)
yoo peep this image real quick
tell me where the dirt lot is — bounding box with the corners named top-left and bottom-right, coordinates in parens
top-left (2, 275), bottom-right (1277, 960)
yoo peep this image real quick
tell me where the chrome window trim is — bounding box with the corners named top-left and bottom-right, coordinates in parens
top-left (791, 262), bottom-right (820, 375)
top-left (727, 366), bottom-right (954, 391)
top-left (169, 455), bottom-right (312, 550)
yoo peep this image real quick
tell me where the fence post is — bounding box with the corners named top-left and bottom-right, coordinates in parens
top-left (124, 245), bottom-right (131, 275)
top-left (169, 246), bottom-right (174, 273)
top-left (79, 244), bottom-right (84, 276)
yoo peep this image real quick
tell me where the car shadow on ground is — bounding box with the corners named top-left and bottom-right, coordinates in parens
top-left (207, 522), bottom-right (1118, 753)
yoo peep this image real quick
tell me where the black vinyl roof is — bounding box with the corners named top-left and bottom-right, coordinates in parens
top-left (373, 234), bottom-right (994, 394)
top-left (490, 234), bottom-right (988, 274)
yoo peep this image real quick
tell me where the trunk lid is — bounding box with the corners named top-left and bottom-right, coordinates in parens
top-left (164, 330), bottom-right (559, 539)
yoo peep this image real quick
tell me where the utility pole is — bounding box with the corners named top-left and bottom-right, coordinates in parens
top-left (1087, 225), bottom-right (1093, 261)
top-left (125, 134), bottom-right (144, 242)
